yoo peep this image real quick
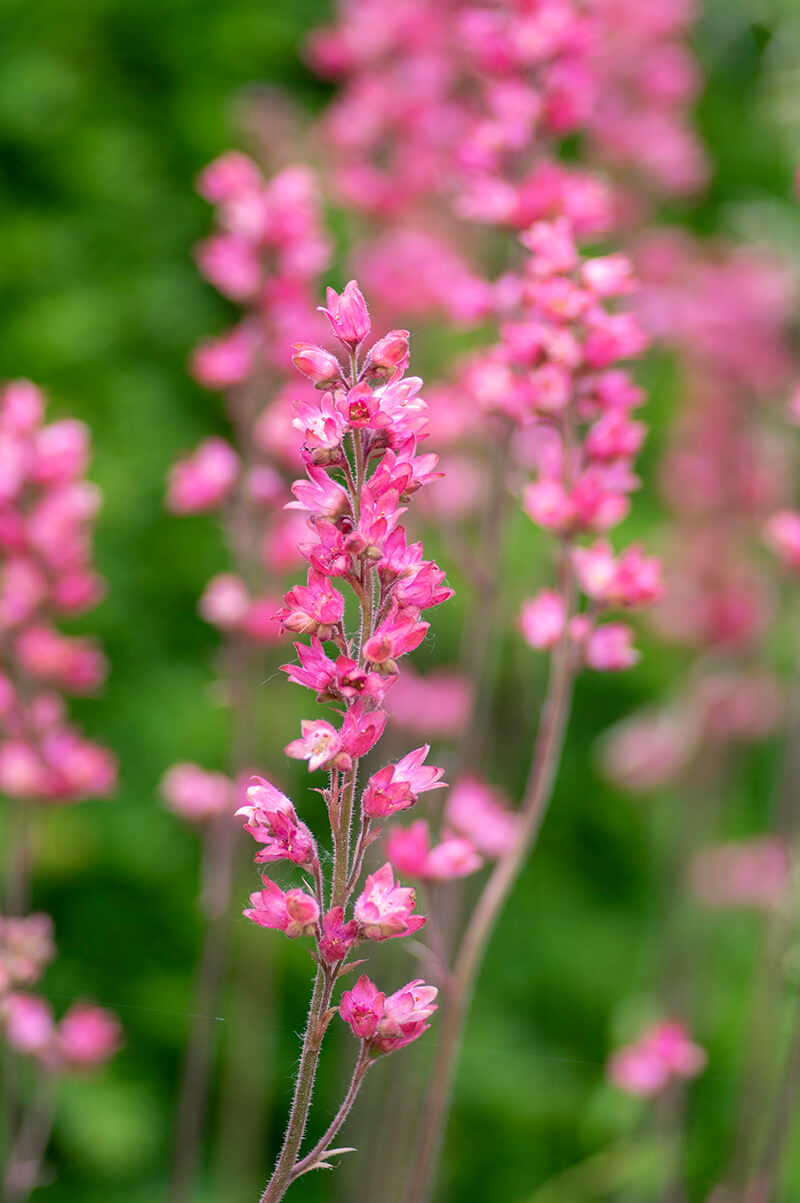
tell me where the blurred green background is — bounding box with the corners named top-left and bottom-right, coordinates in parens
top-left (2, 0), bottom-right (800, 1200)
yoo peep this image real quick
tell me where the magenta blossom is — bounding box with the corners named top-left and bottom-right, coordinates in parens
top-left (354, 863), bottom-right (425, 941)
top-left (362, 745), bottom-right (445, 818)
top-left (608, 1019), bottom-right (706, 1098)
top-left (319, 906), bottom-right (359, 964)
top-left (244, 879), bottom-right (320, 938)
top-left (167, 437), bottom-right (240, 515)
top-left (56, 1004), bottom-right (122, 1069)
top-left (276, 569), bottom-right (345, 639)
top-left (161, 762), bottom-right (234, 822)
top-left (339, 974), bottom-right (385, 1040)
top-left (444, 777), bottom-right (521, 859)
top-left (318, 280), bottom-right (371, 348)
top-left (339, 974), bottom-right (438, 1056)
top-left (363, 607), bottom-right (429, 667)
top-left (386, 820), bottom-right (483, 882)
top-left (236, 777), bottom-right (316, 868)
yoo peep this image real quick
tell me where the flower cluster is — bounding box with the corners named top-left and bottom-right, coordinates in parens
top-left (470, 219), bottom-right (658, 670)
top-left (165, 153), bottom-right (334, 648)
top-left (236, 281), bottom-right (443, 1091)
top-left (386, 776), bottom-right (519, 881)
top-left (689, 837), bottom-right (793, 914)
top-left (160, 762), bottom-right (238, 823)
top-left (307, 0), bottom-right (704, 228)
top-left (0, 380), bottom-right (116, 803)
top-left (339, 974), bottom-right (438, 1055)
top-left (0, 913), bottom-right (120, 1072)
top-left (607, 1019), bottom-right (706, 1099)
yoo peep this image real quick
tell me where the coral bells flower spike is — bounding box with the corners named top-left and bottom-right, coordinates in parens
top-left (354, 863), bottom-right (426, 941)
top-left (318, 280), bottom-right (371, 348)
top-left (244, 879), bottom-right (320, 937)
top-left (362, 745), bottom-right (446, 819)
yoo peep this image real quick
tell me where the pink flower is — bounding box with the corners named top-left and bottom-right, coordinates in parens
top-left (585, 623), bottom-right (640, 671)
top-left (282, 637), bottom-right (338, 697)
top-left (191, 327), bottom-right (254, 390)
top-left (608, 1019), bottom-right (706, 1097)
top-left (318, 279), bottom-right (371, 348)
top-left (601, 711), bottom-right (695, 792)
top-left (384, 667), bottom-right (473, 739)
top-left (31, 419), bottom-right (89, 485)
top-left (160, 763), bottom-right (234, 822)
top-left (244, 879), bottom-right (320, 937)
top-left (582, 255), bottom-right (636, 297)
top-left (363, 608), bottom-right (429, 667)
top-left (285, 719), bottom-right (342, 772)
top-left (519, 590), bottom-right (565, 650)
top-left (385, 820), bottom-right (432, 878)
top-left (292, 392), bottom-right (348, 459)
top-left (319, 906), bottom-right (359, 963)
top-left (276, 570), bottom-right (345, 639)
top-left (362, 745), bottom-right (445, 818)
top-left (15, 626), bottom-right (107, 694)
top-left (196, 151), bottom-right (263, 204)
top-left (292, 343), bottom-right (343, 385)
top-left (366, 329), bottom-right (411, 375)
top-left (372, 978), bottom-right (438, 1054)
top-left (195, 233), bottom-right (261, 300)
top-left (0, 914), bottom-right (55, 993)
top-left (354, 863), bottom-right (425, 941)
top-left (337, 703), bottom-right (388, 768)
top-left (288, 466), bottom-right (350, 519)
top-left (198, 574), bottom-right (250, 629)
top-left (444, 777), bottom-right (521, 858)
top-left (236, 777), bottom-right (315, 867)
top-left (764, 510), bottom-right (800, 573)
top-left (167, 437), bottom-right (240, 515)
top-left (426, 836), bottom-right (483, 880)
top-left (339, 974), bottom-right (385, 1040)
top-left (690, 838), bottom-right (792, 912)
top-left (386, 820), bottom-right (483, 881)
top-left (1, 992), bottom-right (55, 1056)
top-left (339, 974), bottom-right (437, 1055)
top-left (57, 1004), bottom-right (122, 1068)
top-left (607, 1044), bottom-right (671, 1097)
top-left (573, 541), bottom-right (663, 607)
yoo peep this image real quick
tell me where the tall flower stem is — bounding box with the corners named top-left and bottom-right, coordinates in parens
top-left (403, 599), bottom-right (576, 1203)
top-left (288, 1046), bottom-right (372, 1183)
top-left (457, 420), bottom-right (514, 772)
top-left (259, 965), bottom-right (334, 1203)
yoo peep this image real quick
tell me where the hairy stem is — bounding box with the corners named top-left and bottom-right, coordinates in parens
top-left (289, 1046), bottom-right (371, 1183)
top-left (259, 966), bottom-right (334, 1203)
top-left (403, 622), bottom-right (575, 1203)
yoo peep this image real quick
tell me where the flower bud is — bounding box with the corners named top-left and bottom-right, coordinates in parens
top-left (292, 343), bottom-right (343, 386)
